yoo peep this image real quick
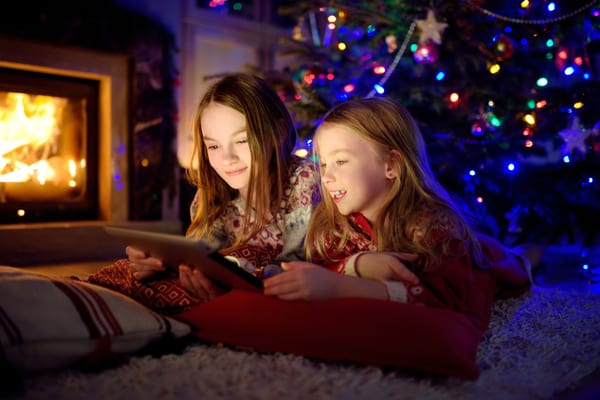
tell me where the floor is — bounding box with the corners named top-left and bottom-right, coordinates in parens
top-left (19, 240), bottom-right (600, 400)
top-left (532, 242), bottom-right (600, 400)
top-left (533, 242), bottom-right (600, 295)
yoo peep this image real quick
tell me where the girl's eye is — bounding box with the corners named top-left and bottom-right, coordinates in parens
top-left (336, 160), bottom-right (347, 166)
top-left (236, 138), bottom-right (248, 144)
top-left (206, 144), bottom-right (219, 150)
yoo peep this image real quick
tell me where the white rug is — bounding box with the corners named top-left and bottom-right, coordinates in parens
top-left (8, 286), bottom-right (600, 400)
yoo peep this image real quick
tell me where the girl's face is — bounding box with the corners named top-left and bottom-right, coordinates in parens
top-left (201, 102), bottom-right (252, 198)
top-left (315, 122), bottom-right (395, 223)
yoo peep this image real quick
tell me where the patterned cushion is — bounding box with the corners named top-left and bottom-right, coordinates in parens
top-left (0, 266), bottom-right (191, 373)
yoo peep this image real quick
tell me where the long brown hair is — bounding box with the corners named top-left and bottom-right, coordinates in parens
top-left (307, 97), bottom-right (482, 269)
top-left (185, 73), bottom-right (296, 248)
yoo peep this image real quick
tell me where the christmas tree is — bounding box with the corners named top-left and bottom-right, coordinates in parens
top-left (272, 0), bottom-right (600, 254)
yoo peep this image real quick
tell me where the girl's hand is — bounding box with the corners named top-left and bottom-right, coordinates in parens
top-left (263, 261), bottom-right (343, 301)
top-left (126, 245), bottom-right (165, 280)
top-left (355, 252), bottom-right (420, 284)
top-left (178, 264), bottom-right (226, 301)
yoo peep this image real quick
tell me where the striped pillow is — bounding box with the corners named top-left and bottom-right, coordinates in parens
top-left (0, 265), bottom-right (191, 373)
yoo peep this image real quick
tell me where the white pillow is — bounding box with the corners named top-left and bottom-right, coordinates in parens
top-left (0, 265), bottom-right (191, 373)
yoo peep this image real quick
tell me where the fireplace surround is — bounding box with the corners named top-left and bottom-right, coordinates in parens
top-left (0, 36), bottom-right (180, 266)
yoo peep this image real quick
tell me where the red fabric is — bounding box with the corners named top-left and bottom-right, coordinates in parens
top-left (477, 232), bottom-right (532, 299)
top-left (176, 290), bottom-right (483, 380)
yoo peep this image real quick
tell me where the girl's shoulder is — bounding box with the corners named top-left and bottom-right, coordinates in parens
top-left (287, 156), bottom-right (320, 187)
top-left (410, 204), bottom-right (465, 245)
top-left (290, 156), bottom-right (319, 177)
top-left (283, 157), bottom-right (320, 211)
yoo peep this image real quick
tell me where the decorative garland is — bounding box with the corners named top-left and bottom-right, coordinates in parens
top-left (367, 21), bottom-right (416, 98)
top-left (466, 0), bottom-right (598, 25)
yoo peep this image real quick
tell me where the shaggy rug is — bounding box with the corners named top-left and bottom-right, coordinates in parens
top-left (7, 285), bottom-right (600, 400)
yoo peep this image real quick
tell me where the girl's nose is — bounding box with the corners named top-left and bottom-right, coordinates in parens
top-left (321, 168), bottom-right (335, 183)
top-left (223, 144), bottom-right (239, 162)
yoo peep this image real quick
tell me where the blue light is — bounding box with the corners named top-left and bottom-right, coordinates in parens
top-left (374, 84), bottom-right (385, 94)
top-left (588, 176), bottom-right (594, 184)
top-left (337, 93), bottom-right (350, 101)
top-left (563, 155), bottom-right (571, 163)
top-left (548, 2), bottom-right (556, 12)
top-left (506, 162), bottom-right (516, 172)
top-left (563, 66), bottom-right (575, 76)
top-left (435, 71), bottom-right (446, 81)
top-left (583, 72), bottom-right (590, 79)
top-left (469, 169), bottom-right (476, 176)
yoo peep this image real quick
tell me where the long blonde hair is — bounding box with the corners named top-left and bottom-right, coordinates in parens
top-left (307, 97), bottom-right (482, 269)
top-left (185, 73), bottom-right (296, 248)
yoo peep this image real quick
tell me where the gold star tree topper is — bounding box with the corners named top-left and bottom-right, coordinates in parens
top-left (416, 9), bottom-right (448, 44)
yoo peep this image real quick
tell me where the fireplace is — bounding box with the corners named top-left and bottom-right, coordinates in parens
top-left (0, 36), bottom-right (130, 224)
top-left (0, 37), bottom-right (180, 266)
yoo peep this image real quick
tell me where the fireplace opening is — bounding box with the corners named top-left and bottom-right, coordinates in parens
top-left (0, 66), bottom-right (99, 223)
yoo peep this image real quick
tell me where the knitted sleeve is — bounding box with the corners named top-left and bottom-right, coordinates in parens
top-left (275, 159), bottom-right (320, 263)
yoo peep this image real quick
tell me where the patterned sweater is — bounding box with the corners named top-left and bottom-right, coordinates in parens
top-left (187, 157), bottom-right (319, 276)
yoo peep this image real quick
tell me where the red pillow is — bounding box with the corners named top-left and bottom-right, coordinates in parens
top-left (176, 290), bottom-right (483, 380)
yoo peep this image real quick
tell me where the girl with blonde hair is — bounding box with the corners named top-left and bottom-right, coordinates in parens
top-left (264, 97), bottom-right (535, 329)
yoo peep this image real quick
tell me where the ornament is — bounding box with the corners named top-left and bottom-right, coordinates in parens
top-left (494, 35), bottom-right (514, 61)
top-left (292, 15), bottom-right (307, 41)
top-left (413, 40), bottom-right (439, 63)
top-left (558, 117), bottom-right (590, 155)
top-left (385, 34), bottom-right (397, 53)
top-left (416, 9), bottom-right (447, 44)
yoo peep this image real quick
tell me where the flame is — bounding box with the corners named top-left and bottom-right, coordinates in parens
top-left (0, 92), bottom-right (67, 183)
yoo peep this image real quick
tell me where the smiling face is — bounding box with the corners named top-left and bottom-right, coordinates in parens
top-left (201, 102), bottom-right (252, 199)
top-left (315, 122), bottom-right (395, 223)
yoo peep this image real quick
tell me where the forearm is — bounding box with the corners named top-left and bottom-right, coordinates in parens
top-left (334, 275), bottom-right (390, 300)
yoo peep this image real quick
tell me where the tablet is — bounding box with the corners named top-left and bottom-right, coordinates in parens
top-left (103, 226), bottom-right (263, 292)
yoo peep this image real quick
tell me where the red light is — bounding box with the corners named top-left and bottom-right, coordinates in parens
top-left (558, 49), bottom-right (568, 60)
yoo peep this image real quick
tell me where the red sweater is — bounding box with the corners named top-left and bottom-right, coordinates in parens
top-left (319, 212), bottom-right (531, 332)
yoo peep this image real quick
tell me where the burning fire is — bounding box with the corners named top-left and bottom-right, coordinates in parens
top-left (0, 91), bottom-right (87, 204)
top-left (1, 91), bottom-right (85, 200)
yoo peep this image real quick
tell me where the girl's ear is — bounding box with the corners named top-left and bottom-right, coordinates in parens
top-left (385, 150), bottom-right (400, 179)
top-left (385, 163), bottom-right (397, 180)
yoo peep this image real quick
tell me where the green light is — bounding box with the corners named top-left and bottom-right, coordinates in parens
top-left (545, 39), bottom-right (554, 47)
top-left (545, 52), bottom-right (553, 60)
top-left (233, 2), bottom-right (242, 11)
top-left (488, 114), bottom-right (502, 128)
top-left (536, 77), bottom-right (548, 87)
top-left (527, 100), bottom-right (535, 109)
top-left (410, 43), bottom-right (418, 52)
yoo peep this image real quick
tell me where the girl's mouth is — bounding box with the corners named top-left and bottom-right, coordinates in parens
top-left (330, 190), bottom-right (346, 202)
top-left (225, 167), bottom-right (247, 176)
